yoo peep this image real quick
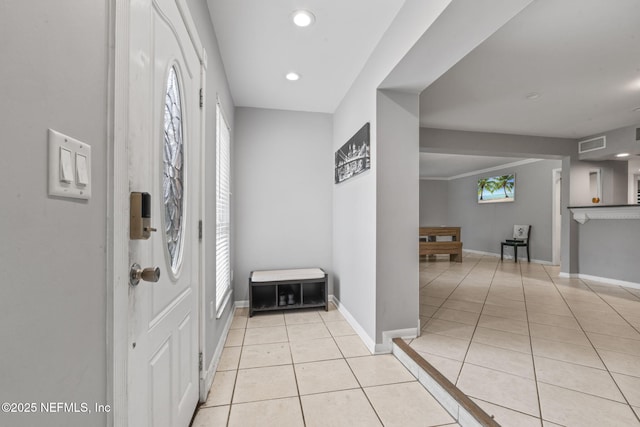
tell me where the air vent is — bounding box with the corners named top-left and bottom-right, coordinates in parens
top-left (636, 128), bottom-right (640, 141)
top-left (578, 136), bottom-right (606, 154)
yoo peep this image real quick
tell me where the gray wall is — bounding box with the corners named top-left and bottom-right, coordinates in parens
top-left (446, 160), bottom-right (561, 262)
top-left (0, 1), bottom-right (108, 426)
top-left (233, 107), bottom-right (333, 302)
top-left (611, 161), bottom-right (629, 204)
top-left (421, 128), bottom-right (576, 158)
top-left (569, 159), bottom-right (638, 284)
top-left (569, 159), bottom-right (628, 206)
top-left (419, 180), bottom-right (450, 226)
top-left (187, 0), bottom-right (236, 379)
top-left (578, 220), bottom-right (640, 283)
top-left (579, 124), bottom-right (640, 161)
top-left (628, 159), bottom-right (640, 203)
top-left (332, 1), bottom-right (455, 346)
top-left (420, 127), bottom-right (640, 281)
top-left (421, 127), bottom-right (578, 272)
top-left (375, 90), bottom-right (420, 342)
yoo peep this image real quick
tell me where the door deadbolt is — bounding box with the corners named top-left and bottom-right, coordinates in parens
top-left (130, 192), bottom-right (157, 240)
top-left (130, 263), bottom-right (161, 286)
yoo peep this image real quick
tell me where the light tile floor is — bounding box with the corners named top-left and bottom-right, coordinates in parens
top-left (411, 253), bottom-right (640, 427)
top-left (192, 304), bottom-right (460, 427)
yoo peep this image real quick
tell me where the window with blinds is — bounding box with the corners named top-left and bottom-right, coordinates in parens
top-left (215, 103), bottom-right (231, 315)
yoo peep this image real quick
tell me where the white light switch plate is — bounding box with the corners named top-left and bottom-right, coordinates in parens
top-left (48, 129), bottom-right (92, 200)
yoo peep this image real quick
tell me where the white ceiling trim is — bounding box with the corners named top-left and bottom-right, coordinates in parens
top-left (420, 177), bottom-right (450, 181)
top-left (421, 158), bottom-right (542, 181)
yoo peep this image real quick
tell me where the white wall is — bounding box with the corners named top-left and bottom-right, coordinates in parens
top-left (233, 108), bottom-right (333, 301)
top-left (0, 1), bottom-right (108, 426)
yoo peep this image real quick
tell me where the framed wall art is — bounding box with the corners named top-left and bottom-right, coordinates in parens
top-left (477, 173), bottom-right (515, 203)
top-left (335, 123), bottom-right (370, 184)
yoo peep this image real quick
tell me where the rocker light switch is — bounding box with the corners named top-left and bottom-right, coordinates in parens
top-left (60, 148), bottom-right (73, 183)
top-left (48, 129), bottom-right (92, 200)
top-left (76, 153), bottom-right (88, 186)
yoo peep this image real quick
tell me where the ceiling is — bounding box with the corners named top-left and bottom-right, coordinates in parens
top-left (207, 0), bottom-right (404, 113)
top-left (420, 0), bottom-right (640, 139)
top-left (207, 1), bottom-right (640, 176)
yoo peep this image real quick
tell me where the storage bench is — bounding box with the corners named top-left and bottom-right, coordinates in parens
top-left (419, 226), bottom-right (463, 262)
top-left (249, 268), bottom-right (328, 317)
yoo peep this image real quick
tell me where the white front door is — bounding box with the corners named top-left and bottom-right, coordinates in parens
top-left (127, 1), bottom-right (202, 426)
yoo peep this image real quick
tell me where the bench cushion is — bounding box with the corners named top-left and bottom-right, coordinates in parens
top-left (251, 268), bottom-right (325, 283)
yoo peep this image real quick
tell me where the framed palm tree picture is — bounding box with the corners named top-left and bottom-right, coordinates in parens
top-left (477, 174), bottom-right (515, 203)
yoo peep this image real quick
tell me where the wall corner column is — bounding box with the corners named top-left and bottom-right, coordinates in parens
top-left (375, 89), bottom-right (420, 345)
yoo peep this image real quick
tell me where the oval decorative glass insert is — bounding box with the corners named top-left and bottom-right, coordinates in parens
top-left (163, 66), bottom-right (184, 275)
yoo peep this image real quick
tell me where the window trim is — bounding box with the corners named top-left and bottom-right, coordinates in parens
top-left (215, 101), bottom-right (232, 317)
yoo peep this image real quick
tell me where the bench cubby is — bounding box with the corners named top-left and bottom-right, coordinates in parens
top-left (249, 268), bottom-right (328, 317)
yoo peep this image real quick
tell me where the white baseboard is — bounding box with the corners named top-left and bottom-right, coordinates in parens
top-left (330, 295), bottom-right (376, 354)
top-left (462, 248), bottom-right (553, 265)
top-left (234, 300), bottom-right (249, 308)
top-left (330, 296), bottom-right (419, 355)
top-left (378, 328), bottom-right (419, 354)
top-left (558, 272), bottom-right (579, 279)
top-left (199, 302), bottom-right (239, 402)
top-left (558, 272), bottom-right (640, 290)
top-left (574, 273), bottom-right (640, 290)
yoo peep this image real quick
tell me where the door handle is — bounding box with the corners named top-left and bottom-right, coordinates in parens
top-left (130, 263), bottom-right (161, 286)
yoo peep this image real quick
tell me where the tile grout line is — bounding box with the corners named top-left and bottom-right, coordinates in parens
top-left (225, 309), bottom-right (244, 427)
top-left (393, 337), bottom-right (499, 427)
top-left (541, 266), bottom-right (640, 424)
top-left (420, 260), bottom-right (451, 289)
top-left (471, 396), bottom-right (543, 424)
top-left (576, 282), bottom-right (640, 424)
top-left (282, 309), bottom-right (309, 427)
top-left (320, 307), bottom-right (388, 427)
top-left (418, 258), bottom-right (640, 426)
top-left (580, 280), bottom-right (640, 338)
top-left (455, 255), bottom-right (500, 386)
top-left (521, 262), bottom-right (547, 427)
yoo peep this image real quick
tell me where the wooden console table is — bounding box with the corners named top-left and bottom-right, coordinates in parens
top-left (419, 227), bottom-right (462, 262)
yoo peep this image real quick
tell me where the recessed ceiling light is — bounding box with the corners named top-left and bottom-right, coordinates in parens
top-left (292, 10), bottom-right (315, 27)
top-left (285, 72), bottom-right (300, 81)
top-left (525, 92), bottom-right (541, 100)
top-left (616, 153), bottom-right (630, 158)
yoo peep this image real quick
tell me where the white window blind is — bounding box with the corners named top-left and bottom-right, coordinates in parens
top-left (215, 103), bottom-right (231, 314)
